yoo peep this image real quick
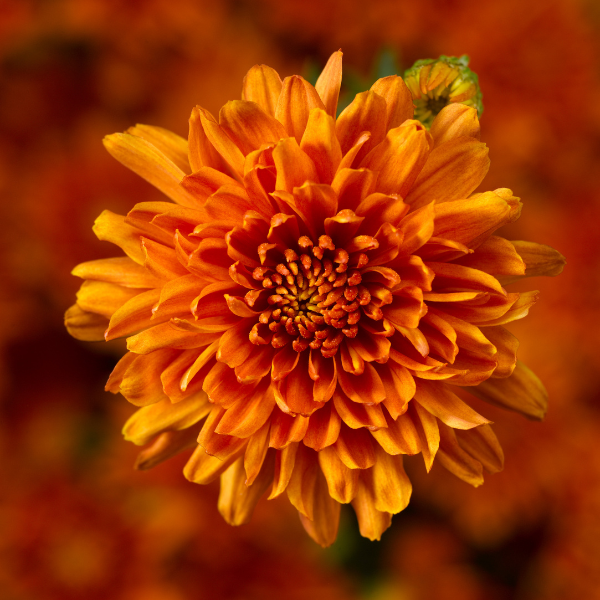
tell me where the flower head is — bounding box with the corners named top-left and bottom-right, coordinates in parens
top-left (404, 55), bottom-right (483, 128)
top-left (65, 51), bottom-right (564, 546)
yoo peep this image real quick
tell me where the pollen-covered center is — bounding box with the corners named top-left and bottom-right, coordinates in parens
top-left (247, 233), bottom-right (377, 358)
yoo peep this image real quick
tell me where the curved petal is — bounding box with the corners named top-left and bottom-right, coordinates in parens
top-left (370, 75), bottom-right (413, 130)
top-left (242, 64), bottom-right (283, 117)
top-left (315, 50), bottom-right (343, 118)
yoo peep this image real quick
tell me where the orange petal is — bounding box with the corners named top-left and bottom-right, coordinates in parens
top-left (72, 257), bottom-right (163, 289)
top-left (351, 476), bottom-right (392, 541)
top-left (244, 422), bottom-right (272, 486)
top-left (455, 424), bottom-right (504, 474)
top-left (126, 323), bottom-right (220, 354)
top-left (360, 120), bottom-right (430, 197)
top-left (202, 360), bottom-right (258, 408)
top-left (469, 360), bottom-right (548, 420)
top-left (428, 262), bottom-right (507, 296)
top-left (134, 428), bottom-right (199, 470)
top-left (411, 401), bottom-right (439, 471)
top-left (127, 123), bottom-right (190, 174)
top-left (188, 106), bottom-right (233, 174)
top-left (433, 192), bottom-right (518, 249)
top-left (375, 361), bottom-right (416, 419)
top-left (242, 64), bottom-right (283, 117)
top-left (336, 90), bottom-right (386, 163)
top-left (298, 471), bottom-right (342, 548)
top-left (125, 201), bottom-right (179, 247)
top-left (436, 422), bottom-right (484, 487)
top-left (499, 241), bottom-right (566, 285)
top-left (119, 349), bottom-right (177, 406)
top-left (198, 109), bottom-right (245, 178)
top-left (369, 445), bottom-right (412, 513)
top-left (430, 104), bottom-right (480, 147)
top-left (483, 326), bottom-right (519, 378)
top-left (141, 237), bottom-right (188, 281)
top-left (286, 443), bottom-right (319, 519)
top-left (197, 406), bottom-right (248, 459)
top-left (180, 165), bottom-right (242, 204)
top-left (184, 442), bottom-right (245, 485)
top-left (269, 442), bottom-right (298, 497)
top-left (455, 235), bottom-right (526, 278)
top-left (216, 318), bottom-right (255, 367)
top-left (269, 409), bottom-right (309, 449)
top-left (474, 290), bottom-right (539, 326)
top-left (384, 285), bottom-right (426, 329)
top-left (370, 75), bottom-right (414, 130)
top-left (355, 193), bottom-right (409, 236)
top-left (414, 380), bottom-right (490, 430)
top-left (303, 401), bottom-right (341, 451)
top-left (123, 391), bottom-right (211, 446)
top-left (333, 389), bottom-right (387, 430)
top-left (191, 280), bottom-right (243, 331)
top-left (219, 100), bottom-right (287, 155)
top-left (272, 137), bottom-right (318, 192)
top-left (337, 131), bottom-right (371, 172)
top-left (275, 75), bottom-right (325, 143)
top-left (317, 444), bottom-right (358, 503)
top-left (371, 408), bottom-right (422, 455)
top-left (103, 133), bottom-right (199, 207)
top-left (405, 137), bottom-right (490, 209)
top-left (93, 210), bottom-right (145, 265)
top-left (308, 350), bottom-right (337, 403)
top-left (76, 280), bottom-right (141, 319)
top-left (300, 108), bottom-right (342, 184)
top-left (394, 201), bottom-right (435, 256)
top-left (105, 288), bottom-right (161, 341)
top-left (337, 362), bottom-right (386, 404)
top-left (334, 424), bottom-right (376, 469)
top-left (201, 185), bottom-right (254, 225)
top-left (188, 237), bottom-right (231, 281)
top-left (315, 50), bottom-right (343, 118)
top-left (218, 452), bottom-right (275, 525)
top-left (275, 354), bottom-right (324, 417)
top-left (234, 344), bottom-right (274, 383)
top-left (64, 304), bottom-right (109, 342)
top-left (386, 254), bottom-right (434, 291)
top-left (272, 344), bottom-right (300, 381)
top-left (152, 274), bottom-right (205, 322)
top-left (292, 182), bottom-right (338, 238)
top-left (331, 168), bottom-right (376, 212)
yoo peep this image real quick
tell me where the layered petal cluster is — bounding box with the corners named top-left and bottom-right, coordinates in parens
top-left (65, 51), bottom-right (565, 546)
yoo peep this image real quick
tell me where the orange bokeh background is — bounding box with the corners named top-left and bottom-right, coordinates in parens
top-left (1, 0), bottom-right (600, 598)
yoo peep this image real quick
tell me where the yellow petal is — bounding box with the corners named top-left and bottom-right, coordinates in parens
top-left (242, 64), bottom-right (283, 117)
top-left (269, 442), bottom-right (298, 498)
top-left (287, 444), bottom-right (319, 519)
top-left (119, 349), bottom-right (177, 406)
top-left (469, 360), bottom-right (548, 420)
top-left (315, 50), bottom-right (343, 118)
top-left (300, 108), bottom-right (342, 184)
top-left (103, 133), bottom-right (198, 207)
top-left (64, 304), bottom-right (108, 341)
top-left (123, 391), bottom-right (211, 446)
top-left (414, 380), bottom-right (490, 430)
top-left (370, 75), bottom-right (414, 130)
top-left (430, 104), bottom-right (480, 147)
top-left (184, 442), bottom-right (244, 484)
top-left (105, 288), bottom-right (161, 341)
top-left (405, 137), bottom-right (490, 209)
top-left (275, 75), bottom-right (325, 143)
top-left (126, 123), bottom-right (190, 174)
top-left (371, 409), bottom-right (422, 455)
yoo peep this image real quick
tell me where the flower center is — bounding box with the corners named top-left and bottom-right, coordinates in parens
top-left (248, 233), bottom-right (375, 358)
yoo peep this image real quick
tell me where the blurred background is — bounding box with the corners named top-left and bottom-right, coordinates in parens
top-left (1, 0), bottom-right (599, 598)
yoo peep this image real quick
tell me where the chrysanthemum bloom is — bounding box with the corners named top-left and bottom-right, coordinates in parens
top-left (65, 51), bottom-right (565, 546)
top-left (404, 55), bottom-right (483, 129)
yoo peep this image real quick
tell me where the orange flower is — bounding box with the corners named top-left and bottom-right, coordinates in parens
top-left (65, 51), bottom-right (565, 546)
